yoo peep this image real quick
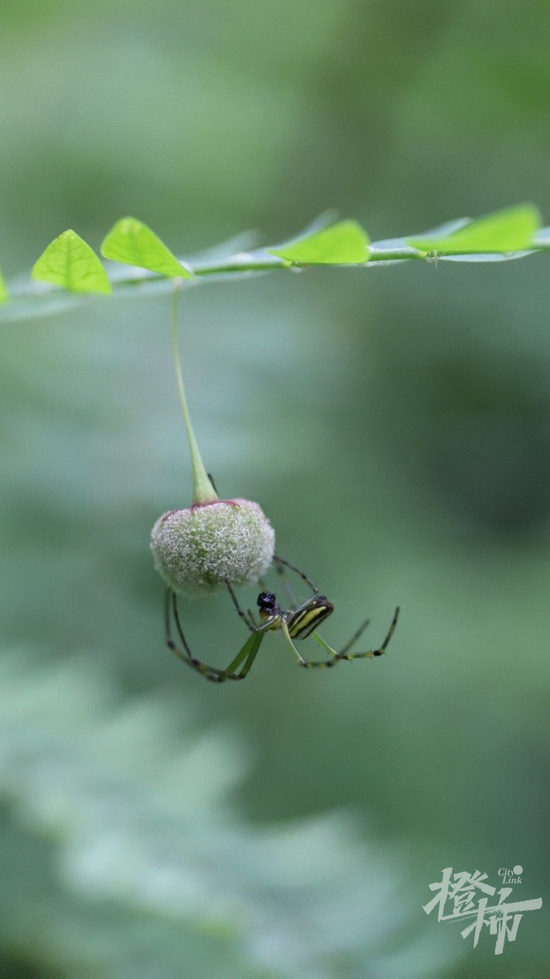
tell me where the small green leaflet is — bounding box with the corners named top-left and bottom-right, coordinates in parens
top-left (268, 219), bottom-right (369, 265)
top-left (408, 204), bottom-right (541, 254)
top-left (101, 217), bottom-right (193, 278)
top-left (0, 267), bottom-right (7, 303)
top-left (32, 230), bottom-right (111, 294)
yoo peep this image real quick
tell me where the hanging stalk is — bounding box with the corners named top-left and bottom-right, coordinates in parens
top-left (171, 285), bottom-right (219, 505)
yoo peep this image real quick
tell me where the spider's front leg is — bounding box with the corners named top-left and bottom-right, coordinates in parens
top-left (273, 555), bottom-right (318, 598)
top-left (165, 589), bottom-right (266, 682)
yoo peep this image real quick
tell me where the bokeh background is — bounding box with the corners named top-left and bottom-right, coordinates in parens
top-left (1, 1), bottom-right (549, 977)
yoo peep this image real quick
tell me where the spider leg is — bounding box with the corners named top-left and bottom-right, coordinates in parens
top-left (207, 472), bottom-right (220, 496)
top-left (338, 617), bottom-right (371, 656)
top-left (247, 608), bottom-right (260, 627)
top-left (225, 579), bottom-right (257, 632)
top-left (166, 588), bottom-right (265, 682)
top-left (231, 630), bottom-right (264, 679)
top-left (312, 607), bottom-right (400, 663)
top-left (281, 620), bottom-right (338, 669)
top-left (273, 555), bottom-right (318, 596)
top-left (281, 608), bottom-right (399, 669)
top-left (274, 560), bottom-right (299, 609)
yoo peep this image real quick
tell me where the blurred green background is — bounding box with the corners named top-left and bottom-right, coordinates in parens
top-left (1, 1), bottom-right (549, 977)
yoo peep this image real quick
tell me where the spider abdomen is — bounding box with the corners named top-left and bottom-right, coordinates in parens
top-left (288, 597), bottom-right (334, 640)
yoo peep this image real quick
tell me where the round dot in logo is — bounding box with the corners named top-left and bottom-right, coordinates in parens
top-left (513, 865), bottom-right (523, 875)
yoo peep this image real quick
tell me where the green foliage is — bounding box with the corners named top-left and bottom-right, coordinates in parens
top-left (0, 267), bottom-right (6, 303)
top-left (0, 806), bottom-right (263, 979)
top-left (268, 218), bottom-right (370, 264)
top-left (2, 203), bottom-right (549, 323)
top-left (0, 654), bottom-right (441, 979)
top-left (101, 217), bottom-right (193, 278)
top-left (408, 203), bottom-right (540, 254)
top-left (32, 230), bottom-right (112, 295)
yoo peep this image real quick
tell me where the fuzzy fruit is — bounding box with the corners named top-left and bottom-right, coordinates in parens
top-left (151, 498), bottom-right (275, 596)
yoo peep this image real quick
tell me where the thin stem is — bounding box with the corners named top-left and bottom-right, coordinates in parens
top-left (2, 241), bottom-right (544, 325)
top-left (171, 285), bottom-right (218, 505)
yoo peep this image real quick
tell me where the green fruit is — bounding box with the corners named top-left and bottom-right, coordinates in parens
top-left (151, 498), bottom-right (275, 596)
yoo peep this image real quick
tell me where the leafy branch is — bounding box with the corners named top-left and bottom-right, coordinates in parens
top-left (1, 204), bottom-right (548, 323)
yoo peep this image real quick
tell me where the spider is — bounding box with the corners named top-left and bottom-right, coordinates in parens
top-left (165, 555), bottom-right (400, 683)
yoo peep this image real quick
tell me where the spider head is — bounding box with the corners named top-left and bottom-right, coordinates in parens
top-left (257, 591), bottom-right (279, 614)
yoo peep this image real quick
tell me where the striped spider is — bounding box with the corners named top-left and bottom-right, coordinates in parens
top-left (165, 556), bottom-right (399, 683)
